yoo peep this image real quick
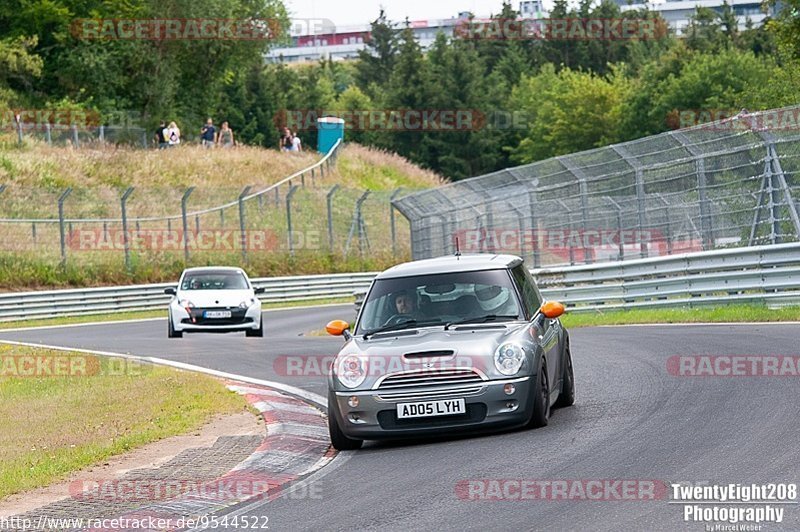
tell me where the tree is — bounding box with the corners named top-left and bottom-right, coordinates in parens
top-left (355, 10), bottom-right (399, 96)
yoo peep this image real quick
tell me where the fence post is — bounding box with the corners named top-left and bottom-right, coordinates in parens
top-left (345, 191), bottom-right (371, 257)
top-left (16, 120), bottom-right (23, 145)
top-left (220, 208), bottom-right (225, 228)
top-left (390, 188), bottom-right (404, 257)
top-left (99, 125), bottom-right (105, 143)
top-left (610, 144), bottom-right (648, 257)
top-left (526, 180), bottom-right (540, 268)
top-left (195, 214), bottom-right (200, 235)
top-left (604, 196), bottom-right (624, 261)
top-left (286, 185), bottom-right (300, 256)
top-left (45, 123), bottom-right (52, 145)
top-left (326, 184), bottom-right (340, 252)
top-left (238, 186), bottom-right (252, 263)
top-left (656, 193), bottom-right (672, 254)
top-left (71, 125), bottom-right (79, 148)
top-left (556, 199), bottom-right (575, 266)
top-left (142, 131), bottom-right (148, 149)
top-left (509, 204), bottom-right (526, 258)
top-left (671, 131), bottom-right (713, 250)
top-left (58, 188), bottom-right (73, 265)
top-left (181, 187), bottom-right (195, 262)
top-left (31, 223), bottom-right (36, 245)
top-left (121, 187), bottom-right (134, 269)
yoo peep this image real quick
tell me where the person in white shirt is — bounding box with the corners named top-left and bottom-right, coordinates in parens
top-left (166, 121), bottom-right (181, 147)
top-left (291, 134), bottom-right (302, 152)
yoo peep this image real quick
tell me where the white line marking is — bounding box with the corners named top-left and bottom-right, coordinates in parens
top-left (0, 302), bottom-right (351, 333)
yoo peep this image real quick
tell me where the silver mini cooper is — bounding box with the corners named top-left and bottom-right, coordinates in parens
top-left (325, 254), bottom-right (575, 450)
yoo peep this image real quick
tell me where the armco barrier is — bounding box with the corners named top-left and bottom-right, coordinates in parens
top-left (2, 243), bottom-right (800, 322)
top-left (0, 272), bottom-right (377, 322)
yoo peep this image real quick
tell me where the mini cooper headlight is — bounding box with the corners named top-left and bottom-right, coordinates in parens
top-left (335, 355), bottom-right (367, 389)
top-left (494, 343), bottom-right (525, 376)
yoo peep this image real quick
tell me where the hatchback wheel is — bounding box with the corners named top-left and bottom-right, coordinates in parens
top-left (328, 396), bottom-right (363, 450)
top-left (527, 358), bottom-right (550, 428)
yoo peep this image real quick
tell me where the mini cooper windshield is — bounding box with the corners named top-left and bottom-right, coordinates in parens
top-left (356, 270), bottom-right (524, 336)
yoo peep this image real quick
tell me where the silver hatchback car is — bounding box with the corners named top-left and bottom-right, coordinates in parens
top-left (325, 254), bottom-right (575, 450)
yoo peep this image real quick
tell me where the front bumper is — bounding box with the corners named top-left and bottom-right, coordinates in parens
top-left (172, 305), bottom-right (262, 332)
top-left (331, 375), bottom-right (534, 440)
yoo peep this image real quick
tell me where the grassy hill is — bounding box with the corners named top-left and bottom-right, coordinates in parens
top-left (0, 143), bottom-right (444, 289)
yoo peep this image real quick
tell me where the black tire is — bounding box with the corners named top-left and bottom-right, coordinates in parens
top-left (555, 343), bottom-right (575, 408)
top-left (327, 397), bottom-right (363, 451)
top-left (168, 316), bottom-right (183, 338)
top-left (527, 358), bottom-right (550, 428)
top-left (246, 316), bottom-right (264, 337)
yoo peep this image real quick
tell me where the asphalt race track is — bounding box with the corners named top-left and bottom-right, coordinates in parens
top-left (2, 307), bottom-right (799, 531)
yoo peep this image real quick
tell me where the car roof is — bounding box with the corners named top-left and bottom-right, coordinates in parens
top-left (376, 254), bottom-right (524, 279)
top-left (181, 267), bottom-right (246, 276)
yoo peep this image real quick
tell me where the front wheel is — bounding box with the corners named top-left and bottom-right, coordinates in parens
top-left (246, 316), bottom-right (263, 337)
top-left (328, 397), bottom-right (363, 450)
top-left (555, 343), bottom-right (575, 408)
top-left (168, 315), bottom-right (183, 339)
top-left (527, 358), bottom-right (550, 428)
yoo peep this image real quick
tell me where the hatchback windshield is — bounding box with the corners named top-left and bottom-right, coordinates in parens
top-left (356, 270), bottom-right (523, 335)
top-left (180, 272), bottom-right (249, 291)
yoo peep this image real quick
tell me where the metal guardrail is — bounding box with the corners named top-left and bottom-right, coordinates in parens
top-left (2, 243), bottom-right (799, 322)
top-left (0, 272), bottom-right (376, 322)
top-left (533, 242), bottom-right (800, 311)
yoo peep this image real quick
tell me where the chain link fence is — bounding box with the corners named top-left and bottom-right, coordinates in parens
top-left (0, 141), bottom-right (418, 268)
top-left (393, 105), bottom-right (800, 267)
top-left (7, 124), bottom-right (151, 148)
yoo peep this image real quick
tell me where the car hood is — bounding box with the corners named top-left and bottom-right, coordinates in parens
top-left (174, 289), bottom-right (254, 307)
top-left (333, 323), bottom-right (534, 388)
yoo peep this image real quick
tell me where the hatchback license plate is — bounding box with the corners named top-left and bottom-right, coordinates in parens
top-left (396, 399), bottom-right (466, 419)
top-left (204, 311), bottom-right (232, 319)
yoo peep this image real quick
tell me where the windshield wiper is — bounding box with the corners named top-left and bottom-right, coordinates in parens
top-left (444, 314), bottom-right (520, 330)
top-left (363, 319), bottom-right (442, 339)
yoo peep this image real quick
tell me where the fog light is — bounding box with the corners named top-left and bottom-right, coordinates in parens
top-left (503, 383), bottom-right (516, 395)
top-left (348, 396), bottom-right (359, 408)
top-left (505, 401), bottom-right (519, 411)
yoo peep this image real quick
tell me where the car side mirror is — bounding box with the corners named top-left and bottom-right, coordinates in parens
top-left (164, 287), bottom-right (177, 296)
top-left (540, 301), bottom-right (566, 319)
top-left (254, 287), bottom-right (265, 294)
top-left (326, 320), bottom-right (351, 340)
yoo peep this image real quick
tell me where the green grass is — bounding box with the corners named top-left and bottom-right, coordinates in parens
top-left (0, 297), bottom-right (354, 330)
top-left (0, 143), bottom-right (441, 290)
top-left (0, 344), bottom-right (248, 499)
top-left (560, 305), bottom-right (800, 328)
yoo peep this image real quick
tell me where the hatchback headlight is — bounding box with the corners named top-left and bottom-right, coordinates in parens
top-left (494, 343), bottom-right (525, 376)
top-left (335, 355), bottom-right (367, 389)
top-left (179, 299), bottom-right (195, 309)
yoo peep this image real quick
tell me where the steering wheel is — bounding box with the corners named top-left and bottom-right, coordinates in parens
top-left (382, 314), bottom-right (412, 327)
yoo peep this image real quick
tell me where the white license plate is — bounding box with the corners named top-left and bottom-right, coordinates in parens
top-left (204, 311), bottom-right (232, 319)
top-left (396, 398), bottom-right (466, 419)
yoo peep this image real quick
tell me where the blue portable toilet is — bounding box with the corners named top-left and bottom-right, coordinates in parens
top-left (317, 116), bottom-right (345, 154)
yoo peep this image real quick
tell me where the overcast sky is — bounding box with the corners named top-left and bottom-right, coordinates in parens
top-left (284, 0), bottom-right (523, 28)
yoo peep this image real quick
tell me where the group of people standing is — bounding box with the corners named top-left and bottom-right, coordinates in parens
top-left (280, 127), bottom-right (303, 152)
top-left (154, 118), bottom-right (234, 149)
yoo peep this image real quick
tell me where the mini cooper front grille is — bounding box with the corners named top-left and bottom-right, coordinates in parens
top-left (375, 368), bottom-right (485, 391)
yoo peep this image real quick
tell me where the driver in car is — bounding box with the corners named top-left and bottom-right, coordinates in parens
top-left (384, 290), bottom-right (420, 325)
